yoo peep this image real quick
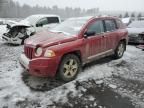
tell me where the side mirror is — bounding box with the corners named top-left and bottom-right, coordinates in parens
top-left (84, 31), bottom-right (95, 37)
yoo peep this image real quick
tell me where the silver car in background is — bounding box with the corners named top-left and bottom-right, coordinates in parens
top-left (127, 21), bottom-right (144, 44)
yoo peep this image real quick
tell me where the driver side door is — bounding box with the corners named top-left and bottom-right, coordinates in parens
top-left (85, 20), bottom-right (106, 61)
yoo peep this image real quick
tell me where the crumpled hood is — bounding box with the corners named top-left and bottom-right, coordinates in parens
top-left (11, 20), bottom-right (31, 28)
top-left (25, 30), bottom-right (77, 48)
top-left (127, 27), bottom-right (144, 35)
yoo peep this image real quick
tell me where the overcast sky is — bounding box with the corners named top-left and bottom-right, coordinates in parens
top-left (13, 0), bottom-right (144, 12)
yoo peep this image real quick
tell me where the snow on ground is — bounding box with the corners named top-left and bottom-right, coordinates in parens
top-left (0, 38), bottom-right (144, 108)
top-left (0, 41), bottom-right (113, 107)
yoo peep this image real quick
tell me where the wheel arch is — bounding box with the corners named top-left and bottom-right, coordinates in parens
top-left (61, 50), bottom-right (82, 63)
top-left (56, 50), bottom-right (82, 75)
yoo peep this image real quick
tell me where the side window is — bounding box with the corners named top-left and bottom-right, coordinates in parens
top-left (36, 18), bottom-right (48, 27)
top-left (87, 20), bottom-right (104, 35)
top-left (116, 19), bottom-right (123, 29)
top-left (47, 17), bottom-right (59, 24)
top-left (104, 20), bottom-right (117, 32)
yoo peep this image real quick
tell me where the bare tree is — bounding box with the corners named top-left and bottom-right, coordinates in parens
top-left (137, 13), bottom-right (142, 20)
top-left (0, 0), bottom-right (100, 18)
top-left (119, 14), bottom-right (122, 18)
top-left (124, 12), bottom-right (129, 18)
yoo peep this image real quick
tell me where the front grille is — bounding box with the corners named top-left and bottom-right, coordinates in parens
top-left (24, 46), bottom-right (34, 59)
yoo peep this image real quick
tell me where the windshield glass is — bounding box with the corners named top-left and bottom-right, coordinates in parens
top-left (128, 21), bottom-right (144, 28)
top-left (50, 18), bottom-right (89, 35)
top-left (24, 16), bottom-right (36, 22)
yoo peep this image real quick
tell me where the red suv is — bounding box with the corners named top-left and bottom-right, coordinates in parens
top-left (20, 16), bottom-right (128, 82)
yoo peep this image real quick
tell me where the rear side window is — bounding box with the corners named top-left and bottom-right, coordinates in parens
top-left (104, 20), bottom-right (117, 32)
top-left (47, 17), bottom-right (59, 24)
top-left (87, 20), bottom-right (104, 35)
top-left (116, 19), bottom-right (124, 29)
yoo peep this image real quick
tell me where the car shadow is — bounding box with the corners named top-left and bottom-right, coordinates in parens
top-left (83, 56), bottom-right (113, 70)
top-left (21, 71), bottom-right (66, 92)
top-left (21, 56), bottom-right (113, 92)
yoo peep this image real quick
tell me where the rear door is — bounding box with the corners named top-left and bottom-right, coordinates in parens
top-left (103, 19), bottom-right (118, 51)
top-left (85, 20), bottom-right (106, 60)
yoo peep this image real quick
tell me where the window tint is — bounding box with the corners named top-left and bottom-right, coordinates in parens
top-left (105, 20), bottom-right (117, 31)
top-left (48, 17), bottom-right (59, 24)
top-left (87, 20), bottom-right (104, 35)
top-left (36, 18), bottom-right (48, 27)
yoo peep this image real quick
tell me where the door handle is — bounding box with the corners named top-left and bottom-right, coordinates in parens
top-left (102, 35), bottom-right (106, 38)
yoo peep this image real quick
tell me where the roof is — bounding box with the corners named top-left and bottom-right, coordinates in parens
top-left (68, 16), bottom-right (94, 20)
top-left (21, 14), bottom-right (60, 26)
top-left (67, 15), bottom-right (118, 21)
top-left (28, 14), bottom-right (60, 18)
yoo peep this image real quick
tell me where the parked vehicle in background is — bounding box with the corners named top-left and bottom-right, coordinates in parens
top-left (20, 16), bottom-right (128, 82)
top-left (127, 20), bottom-right (144, 44)
top-left (136, 45), bottom-right (144, 50)
top-left (0, 19), bottom-right (17, 39)
top-left (2, 14), bottom-right (61, 45)
top-left (122, 17), bottom-right (132, 26)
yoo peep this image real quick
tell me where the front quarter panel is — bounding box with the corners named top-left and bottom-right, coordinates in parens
top-left (46, 38), bottom-right (86, 63)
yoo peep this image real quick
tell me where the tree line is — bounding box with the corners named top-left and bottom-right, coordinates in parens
top-left (119, 12), bottom-right (142, 19)
top-left (0, 0), bottom-right (99, 18)
top-left (0, 0), bottom-right (143, 19)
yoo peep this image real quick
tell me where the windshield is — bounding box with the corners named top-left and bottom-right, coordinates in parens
top-left (24, 15), bottom-right (37, 23)
top-left (128, 21), bottom-right (144, 28)
top-left (50, 18), bottom-right (89, 35)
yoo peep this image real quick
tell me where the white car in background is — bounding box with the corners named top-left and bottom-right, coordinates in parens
top-left (0, 19), bottom-right (17, 40)
top-left (2, 14), bottom-right (61, 45)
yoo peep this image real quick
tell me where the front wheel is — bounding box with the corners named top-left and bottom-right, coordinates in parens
top-left (114, 41), bottom-right (126, 59)
top-left (58, 54), bottom-right (81, 82)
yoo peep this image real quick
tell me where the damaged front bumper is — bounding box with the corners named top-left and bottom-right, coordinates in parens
top-left (19, 53), bottom-right (60, 77)
top-left (2, 33), bottom-right (22, 44)
top-left (19, 53), bottom-right (30, 69)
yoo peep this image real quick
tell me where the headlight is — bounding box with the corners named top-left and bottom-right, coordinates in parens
top-left (35, 47), bottom-right (43, 56)
top-left (44, 50), bottom-right (56, 57)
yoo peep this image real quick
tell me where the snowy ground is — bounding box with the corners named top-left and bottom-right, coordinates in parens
top-left (0, 38), bottom-right (144, 108)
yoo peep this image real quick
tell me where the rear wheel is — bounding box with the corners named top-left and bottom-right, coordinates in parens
top-left (58, 54), bottom-right (81, 82)
top-left (114, 41), bottom-right (125, 59)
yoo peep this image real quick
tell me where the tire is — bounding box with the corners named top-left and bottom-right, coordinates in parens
top-left (114, 41), bottom-right (126, 59)
top-left (58, 54), bottom-right (81, 82)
